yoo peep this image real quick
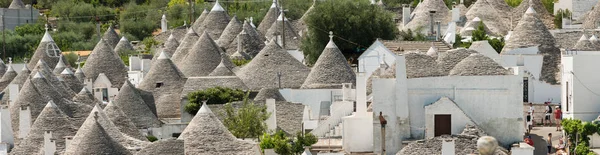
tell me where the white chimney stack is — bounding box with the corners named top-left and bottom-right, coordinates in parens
top-left (43, 131), bottom-right (56, 155)
top-left (402, 4), bottom-right (411, 26)
top-left (356, 73), bottom-right (367, 116)
top-left (266, 99), bottom-right (277, 132)
top-left (442, 140), bottom-right (456, 155)
top-left (452, 5), bottom-right (460, 22)
top-left (161, 14), bottom-right (167, 33)
top-left (18, 106), bottom-right (31, 138)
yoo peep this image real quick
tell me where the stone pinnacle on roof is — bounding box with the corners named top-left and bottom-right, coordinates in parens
top-left (8, 0), bottom-right (26, 9)
top-left (191, 8), bottom-right (210, 32)
top-left (102, 25), bottom-right (120, 49)
top-left (72, 87), bottom-right (103, 108)
top-left (104, 101), bottom-right (146, 140)
top-left (301, 31), bottom-right (355, 89)
top-left (403, 0), bottom-right (450, 31)
top-left (53, 55), bottom-right (67, 75)
top-left (114, 36), bottom-right (135, 55)
top-left (114, 80), bottom-right (161, 128)
top-left (225, 21), bottom-right (265, 57)
top-left (265, 13), bottom-right (301, 49)
top-left (180, 31), bottom-right (224, 77)
top-left (178, 103), bottom-right (258, 154)
top-left (74, 64), bottom-right (85, 83)
top-left (11, 100), bottom-right (78, 154)
top-left (64, 108), bottom-right (133, 155)
top-left (258, 0), bottom-right (280, 35)
top-left (573, 34), bottom-right (597, 51)
top-left (152, 34), bottom-right (180, 63)
top-left (583, 1), bottom-right (600, 29)
top-left (237, 39), bottom-right (310, 90)
top-left (217, 15), bottom-right (243, 49)
top-left (197, 0), bottom-right (231, 39)
top-left (82, 39), bottom-right (128, 88)
top-left (9, 60), bottom-right (31, 87)
top-left (427, 46), bottom-right (438, 57)
top-left (513, 0), bottom-right (554, 29)
top-left (171, 28), bottom-right (200, 65)
top-left (60, 68), bottom-right (83, 93)
top-left (450, 53), bottom-right (511, 76)
top-left (138, 50), bottom-right (186, 118)
top-left (590, 35), bottom-right (600, 49)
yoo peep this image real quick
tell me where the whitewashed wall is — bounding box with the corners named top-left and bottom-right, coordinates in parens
top-left (358, 40), bottom-right (396, 77)
top-left (561, 55), bottom-right (600, 122)
top-left (424, 97), bottom-right (475, 138)
top-left (502, 55), bottom-right (560, 104)
top-left (280, 89), bottom-right (349, 119)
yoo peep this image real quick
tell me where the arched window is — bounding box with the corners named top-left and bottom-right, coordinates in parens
top-left (46, 43), bottom-right (61, 57)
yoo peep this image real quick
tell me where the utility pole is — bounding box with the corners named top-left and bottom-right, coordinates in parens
top-left (189, 0), bottom-right (194, 25)
top-left (30, 2), bottom-right (33, 23)
top-left (277, 71), bottom-right (282, 88)
top-left (2, 13), bottom-right (5, 60)
top-left (280, 0), bottom-right (285, 49)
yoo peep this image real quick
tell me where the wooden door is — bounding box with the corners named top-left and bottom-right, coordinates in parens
top-left (434, 115), bottom-right (451, 137)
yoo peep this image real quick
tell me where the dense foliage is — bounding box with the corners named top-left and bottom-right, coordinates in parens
top-left (221, 93), bottom-right (270, 139)
top-left (185, 87), bottom-right (245, 115)
top-left (399, 29), bottom-right (427, 41)
top-left (504, 0), bottom-right (554, 14)
top-left (554, 9), bottom-right (572, 29)
top-left (561, 119), bottom-right (600, 155)
top-left (260, 130), bottom-right (318, 155)
top-left (458, 23), bottom-right (505, 53)
top-left (301, 0), bottom-right (397, 65)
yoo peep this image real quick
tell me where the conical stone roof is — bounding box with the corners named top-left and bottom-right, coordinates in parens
top-left (209, 57), bottom-right (236, 76)
top-left (62, 98), bottom-right (93, 128)
top-left (180, 31), bottom-right (224, 77)
top-left (217, 15), bottom-right (243, 49)
top-left (114, 36), bottom-right (135, 55)
top-left (52, 55), bottom-right (67, 75)
top-left (152, 34), bottom-right (179, 63)
top-left (302, 36), bottom-right (355, 89)
top-left (0, 60), bottom-right (6, 78)
top-left (192, 8), bottom-right (210, 34)
top-left (225, 21), bottom-right (265, 57)
top-left (135, 138), bottom-right (184, 155)
top-left (405, 52), bottom-right (445, 78)
top-left (114, 81), bottom-right (161, 128)
top-left (198, 1), bottom-right (231, 39)
top-left (513, 0), bottom-right (554, 29)
top-left (171, 28), bottom-right (200, 65)
top-left (437, 48), bottom-right (477, 75)
top-left (64, 110), bottom-right (132, 155)
top-left (502, 7), bottom-right (560, 84)
top-left (258, 0), bottom-right (279, 35)
top-left (60, 68), bottom-right (84, 92)
top-left (583, 1), bottom-right (600, 29)
top-left (30, 72), bottom-right (72, 113)
top-left (0, 64), bottom-right (17, 90)
top-left (254, 88), bottom-right (286, 101)
top-left (465, 0), bottom-right (508, 35)
top-left (265, 14), bottom-right (301, 49)
top-left (102, 26), bottom-right (120, 49)
top-left (82, 39), bottom-right (128, 88)
top-left (104, 101), bottom-right (146, 140)
top-left (9, 76), bottom-right (51, 139)
top-left (74, 65), bottom-right (85, 83)
top-left (11, 101), bottom-right (78, 154)
top-left (72, 88), bottom-right (103, 107)
top-left (178, 103), bottom-right (258, 155)
top-left (138, 52), bottom-right (186, 118)
top-left (27, 31), bottom-right (67, 69)
top-left (8, 0), bottom-right (26, 9)
top-left (449, 53), bottom-right (510, 76)
top-left (574, 34), bottom-right (597, 51)
top-left (237, 40), bottom-right (310, 90)
top-left (590, 35), bottom-right (600, 49)
top-left (31, 60), bottom-right (75, 99)
top-left (10, 63), bottom-right (31, 87)
top-left (403, 0), bottom-right (450, 31)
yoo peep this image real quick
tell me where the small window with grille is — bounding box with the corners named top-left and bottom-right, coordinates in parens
top-left (46, 43), bottom-right (61, 57)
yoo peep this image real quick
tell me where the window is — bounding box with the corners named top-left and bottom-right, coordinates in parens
top-left (566, 81), bottom-right (569, 112)
top-left (45, 43), bottom-right (61, 57)
top-left (156, 82), bottom-right (164, 88)
top-left (523, 77), bottom-right (528, 102)
top-left (102, 88), bottom-right (108, 102)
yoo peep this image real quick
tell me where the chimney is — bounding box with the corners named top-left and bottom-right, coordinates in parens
top-left (342, 83), bottom-right (353, 101)
top-left (356, 73), bottom-right (367, 116)
top-left (161, 14), bottom-right (167, 33)
top-left (238, 30), bottom-right (246, 53)
top-left (429, 11), bottom-right (436, 36)
top-left (452, 5), bottom-right (460, 22)
top-left (0, 105), bottom-right (14, 145)
top-left (64, 136), bottom-right (73, 151)
top-left (442, 140), bottom-right (455, 155)
top-left (266, 98), bottom-right (277, 131)
top-left (402, 4), bottom-right (411, 26)
top-left (18, 106), bottom-right (31, 138)
top-left (436, 21), bottom-right (441, 41)
top-left (43, 131), bottom-right (56, 155)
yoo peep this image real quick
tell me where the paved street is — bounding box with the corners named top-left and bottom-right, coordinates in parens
top-left (528, 126), bottom-right (564, 155)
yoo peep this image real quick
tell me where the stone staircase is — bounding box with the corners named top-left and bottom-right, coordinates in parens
top-left (381, 40), bottom-right (453, 54)
top-left (310, 102), bottom-right (354, 138)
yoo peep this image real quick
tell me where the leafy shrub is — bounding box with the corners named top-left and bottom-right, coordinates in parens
top-left (15, 24), bottom-right (45, 36)
top-left (146, 135), bottom-right (158, 142)
top-left (185, 87), bottom-right (245, 115)
top-left (222, 93), bottom-right (270, 139)
top-left (232, 59), bottom-right (251, 66)
top-left (260, 131), bottom-right (319, 155)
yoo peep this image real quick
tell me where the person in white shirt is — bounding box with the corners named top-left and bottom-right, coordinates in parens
top-left (528, 103), bottom-right (535, 127)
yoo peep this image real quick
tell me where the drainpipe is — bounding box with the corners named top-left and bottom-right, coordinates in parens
top-left (429, 10), bottom-right (436, 36)
top-left (436, 21), bottom-right (441, 41)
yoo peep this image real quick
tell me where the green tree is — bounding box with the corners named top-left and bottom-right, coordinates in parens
top-left (14, 24), bottom-right (45, 36)
top-left (260, 131), bottom-right (318, 155)
top-left (554, 9), bottom-right (572, 29)
top-left (505, 0), bottom-right (522, 7)
top-left (471, 23), bottom-right (488, 41)
top-left (185, 87), bottom-right (245, 115)
top-left (119, 3), bottom-right (160, 40)
top-left (291, 132), bottom-right (318, 154)
top-left (399, 28), bottom-right (427, 41)
top-left (221, 92), bottom-right (270, 139)
top-left (301, 0), bottom-right (397, 65)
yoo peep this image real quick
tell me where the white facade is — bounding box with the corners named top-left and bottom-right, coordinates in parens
top-left (561, 53), bottom-right (600, 122)
top-left (371, 55), bottom-right (524, 154)
top-left (554, 0), bottom-right (598, 21)
top-left (280, 88), bottom-right (354, 119)
top-left (86, 73), bottom-right (119, 103)
top-left (358, 39), bottom-right (396, 77)
top-left (424, 97), bottom-right (475, 138)
top-left (128, 56), bottom-right (151, 86)
top-left (342, 73), bottom-right (373, 153)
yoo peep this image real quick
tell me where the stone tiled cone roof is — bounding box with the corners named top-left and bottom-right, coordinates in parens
top-left (180, 31), bottom-right (224, 77)
top-left (582, 1), bottom-right (600, 29)
top-left (404, 0), bottom-right (450, 31)
top-left (591, 35), bottom-right (600, 49)
top-left (209, 57), bottom-right (236, 76)
top-left (225, 22), bottom-right (265, 57)
top-left (135, 138), bottom-right (184, 155)
top-left (9, 77), bottom-right (51, 138)
top-left (104, 101), bottom-right (146, 140)
top-left (60, 68), bottom-right (84, 93)
top-left (138, 52), bottom-right (186, 118)
top-left (11, 101), bottom-right (78, 155)
top-left (181, 76), bottom-right (248, 96)
top-left (258, 1), bottom-right (279, 35)
top-left (210, 100), bottom-right (302, 135)
top-left (152, 34), bottom-right (180, 63)
top-left (72, 88), bottom-right (103, 107)
top-left (154, 26), bottom-right (187, 43)
top-left (217, 15), bottom-right (243, 49)
top-left (465, 0), bottom-right (509, 35)
top-left (82, 39), bottom-right (128, 88)
top-left (9, 64), bottom-right (30, 87)
top-left (302, 39), bottom-right (355, 89)
top-left (449, 53), bottom-right (510, 76)
top-left (114, 36), bottom-right (135, 55)
top-left (30, 72), bottom-right (73, 115)
top-left (237, 40), bottom-right (310, 90)
top-left (437, 48), bottom-right (477, 75)
top-left (502, 7), bottom-right (560, 84)
top-left (62, 98), bottom-right (93, 128)
top-left (114, 81), bottom-right (161, 128)
top-left (398, 125), bottom-right (508, 155)
top-left (0, 64), bottom-right (17, 91)
top-left (178, 103), bottom-right (258, 155)
top-left (254, 88), bottom-right (285, 101)
top-left (27, 31), bottom-right (67, 69)
top-left (192, 8), bottom-right (210, 34)
top-left (460, 18), bottom-right (494, 36)
top-left (265, 14), bottom-right (301, 49)
top-left (102, 26), bottom-right (120, 49)
top-left (513, 0), bottom-right (554, 29)
top-left (295, 1), bottom-right (315, 35)
top-left (171, 28), bottom-right (200, 65)
top-left (74, 66), bottom-right (85, 83)
top-left (405, 52), bottom-right (445, 78)
top-left (0, 60), bottom-right (6, 78)
top-left (573, 34), bottom-right (597, 51)
top-left (30, 60), bottom-right (75, 99)
top-left (52, 56), bottom-right (67, 75)
top-left (64, 111), bottom-right (132, 155)
top-left (198, 2), bottom-right (231, 39)
top-left (8, 0), bottom-right (26, 9)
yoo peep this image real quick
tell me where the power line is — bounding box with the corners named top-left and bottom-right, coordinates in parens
top-left (571, 71), bottom-right (600, 97)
